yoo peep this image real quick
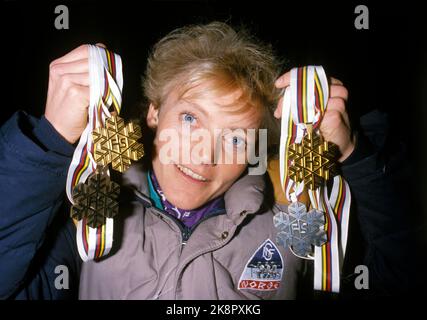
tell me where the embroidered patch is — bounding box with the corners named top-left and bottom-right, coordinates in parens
top-left (238, 239), bottom-right (284, 291)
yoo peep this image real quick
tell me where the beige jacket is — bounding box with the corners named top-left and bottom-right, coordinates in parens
top-left (79, 163), bottom-right (307, 299)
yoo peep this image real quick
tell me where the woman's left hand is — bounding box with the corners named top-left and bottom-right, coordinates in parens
top-left (273, 71), bottom-right (355, 162)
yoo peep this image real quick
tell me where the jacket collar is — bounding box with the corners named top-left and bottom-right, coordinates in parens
top-left (122, 163), bottom-right (266, 222)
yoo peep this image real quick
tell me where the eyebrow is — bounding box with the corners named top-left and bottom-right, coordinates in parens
top-left (183, 99), bottom-right (259, 131)
top-left (181, 99), bottom-right (209, 116)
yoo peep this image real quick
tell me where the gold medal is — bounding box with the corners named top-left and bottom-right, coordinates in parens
top-left (287, 125), bottom-right (339, 190)
top-left (71, 167), bottom-right (120, 228)
top-left (92, 115), bottom-right (144, 173)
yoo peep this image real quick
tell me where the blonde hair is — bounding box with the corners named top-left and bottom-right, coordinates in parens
top-left (142, 21), bottom-right (284, 157)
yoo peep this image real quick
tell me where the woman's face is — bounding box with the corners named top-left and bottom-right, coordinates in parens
top-left (147, 83), bottom-right (262, 210)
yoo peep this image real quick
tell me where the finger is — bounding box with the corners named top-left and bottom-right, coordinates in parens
top-left (329, 77), bottom-right (343, 85)
top-left (50, 59), bottom-right (89, 76)
top-left (66, 84), bottom-right (90, 107)
top-left (52, 44), bottom-right (89, 65)
top-left (319, 110), bottom-right (343, 139)
top-left (327, 97), bottom-right (346, 114)
top-left (96, 43), bottom-right (107, 48)
top-left (60, 73), bottom-right (90, 87)
top-left (320, 109), bottom-right (342, 128)
top-left (275, 71), bottom-right (291, 88)
top-left (327, 97), bottom-right (350, 127)
top-left (274, 96), bottom-right (283, 119)
top-left (330, 84), bottom-right (349, 101)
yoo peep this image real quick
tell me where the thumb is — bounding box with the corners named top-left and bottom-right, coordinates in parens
top-left (95, 43), bottom-right (107, 49)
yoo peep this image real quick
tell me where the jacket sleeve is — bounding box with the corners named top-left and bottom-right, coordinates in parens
top-left (0, 111), bottom-right (78, 299)
top-left (340, 110), bottom-right (422, 296)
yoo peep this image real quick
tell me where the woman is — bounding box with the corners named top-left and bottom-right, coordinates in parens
top-left (77, 22), bottom-right (354, 299)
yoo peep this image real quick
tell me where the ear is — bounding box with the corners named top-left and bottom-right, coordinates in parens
top-left (146, 103), bottom-right (159, 129)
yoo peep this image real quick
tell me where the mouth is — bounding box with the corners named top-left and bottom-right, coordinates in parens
top-left (175, 164), bottom-right (209, 183)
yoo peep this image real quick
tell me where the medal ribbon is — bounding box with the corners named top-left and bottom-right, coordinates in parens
top-left (66, 45), bottom-right (123, 261)
top-left (279, 66), bottom-right (351, 292)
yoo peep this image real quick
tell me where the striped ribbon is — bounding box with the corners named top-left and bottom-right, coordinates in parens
top-left (66, 45), bottom-right (123, 261)
top-left (279, 66), bottom-right (351, 292)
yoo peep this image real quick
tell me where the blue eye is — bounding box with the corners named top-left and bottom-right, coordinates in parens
top-left (182, 113), bottom-right (196, 124)
top-left (232, 136), bottom-right (245, 147)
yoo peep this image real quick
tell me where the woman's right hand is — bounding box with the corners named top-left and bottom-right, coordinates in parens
top-left (44, 43), bottom-right (106, 144)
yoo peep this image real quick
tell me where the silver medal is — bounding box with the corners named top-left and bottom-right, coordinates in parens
top-left (274, 202), bottom-right (327, 257)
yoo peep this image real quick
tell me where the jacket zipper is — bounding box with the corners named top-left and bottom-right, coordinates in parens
top-left (154, 206), bottom-right (226, 244)
top-left (150, 206), bottom-right (190, 243)
top-left (133, 189), bottom-right (225, 244)
top-left (173, 212), bottom-right (250, 299)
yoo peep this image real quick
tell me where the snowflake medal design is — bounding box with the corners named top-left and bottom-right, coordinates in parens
top-left (274, 202), bottom-right (327, 257)
top-left (92, 115), bottom-right (145, 173)
top-left (71, 167), bottom-right (120, 228)
top-left (287, 127), bottom-right (339, 190)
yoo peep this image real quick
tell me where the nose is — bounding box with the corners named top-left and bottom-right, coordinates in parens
top-left (190, 129), bottom-right (221, 166)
